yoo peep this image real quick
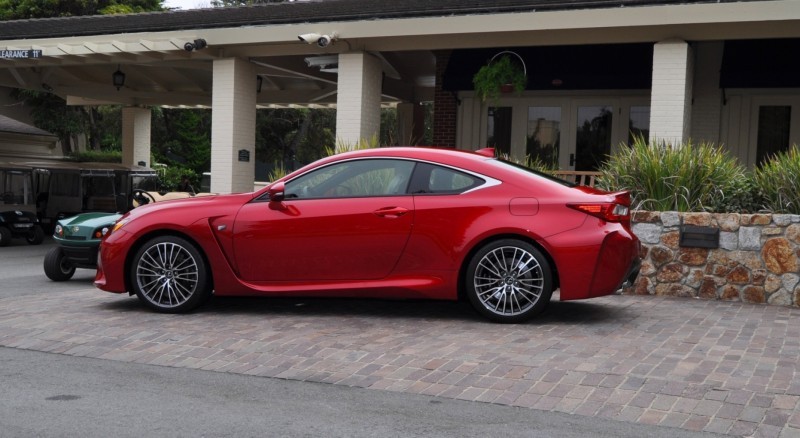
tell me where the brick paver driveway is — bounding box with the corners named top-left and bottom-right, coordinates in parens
top-left (1, 281), bottom-right (799, 437)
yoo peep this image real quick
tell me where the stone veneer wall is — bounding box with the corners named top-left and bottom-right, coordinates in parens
top-left (628, 212), bottom-right (800, 306)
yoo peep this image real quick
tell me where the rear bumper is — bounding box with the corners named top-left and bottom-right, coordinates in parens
top-left (553, 222), bottom-right (641, 301)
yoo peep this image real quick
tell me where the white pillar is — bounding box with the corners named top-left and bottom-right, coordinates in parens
top-left (649, 40), bottom-right (694, 146)
top-left (211, 58), bottom-right (256, 193)
top-left (121, 107), bottom-right (151, 167)
top-left (336, 52), bottom-right (382, 149)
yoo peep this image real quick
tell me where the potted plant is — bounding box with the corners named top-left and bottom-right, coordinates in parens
top-left (472, 51), bottom-right (527, 102)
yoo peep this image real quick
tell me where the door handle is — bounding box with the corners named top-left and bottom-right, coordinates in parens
top-left (373, 207), bottom-right (409, 218)
top-left (569, 153), bottom-right (575, 167)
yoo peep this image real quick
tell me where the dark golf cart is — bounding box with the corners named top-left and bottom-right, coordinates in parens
top-left (0, 162), bottom-right (45, 246)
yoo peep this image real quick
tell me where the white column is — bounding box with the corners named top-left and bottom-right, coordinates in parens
top-left (121, 107), bottom-right (151, 167)
top-left (211, 58), bottom-right (256, 193)
top-left (336, 52), bottom-right (382, 148)
top-left (649, 40), bottom-right (694, 146)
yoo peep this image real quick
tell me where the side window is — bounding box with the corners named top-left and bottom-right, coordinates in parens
top-left (283, 159), bottom-right (415, 199)
top-left (409, 163), bottom-right (484, 194)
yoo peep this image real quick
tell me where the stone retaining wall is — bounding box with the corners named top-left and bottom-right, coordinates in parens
top-left (627, 212), bottom-right (800, 306)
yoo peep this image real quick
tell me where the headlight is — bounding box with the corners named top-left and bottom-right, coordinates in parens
top-left (54, 224), bottom-right (64, 237)
top-left (108, 218), bottom-right (129, 236)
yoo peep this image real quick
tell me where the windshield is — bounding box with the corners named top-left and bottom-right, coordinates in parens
top-left (131, 175), bottom-right (160, 191)
top-left (486, 158), bottom-right (577, 188)
top-left (0, 170), bottom-right (33, 205)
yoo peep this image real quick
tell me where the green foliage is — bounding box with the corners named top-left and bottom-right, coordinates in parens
top-left (754, 145), bottom-right (800, 214)
top-left (156, 164), bottom-right (198, 191)
top-left (255, 108), bottom-right (335, 170)
top-left (151, 108), bottom-right (211, 176)
top-left (0, 0), bottom-right (164, 19)
top-left (706, 175), bottom-right (764, 214)
top-left (597, 138), bottom-right (751, 212)
top-left (472, 54), bottom-right (527, 102)
top-left (94, 105), bottom-right (123, 151)
top-left (66, 150), bottom-right (123, 163)
top-left (11, 89), bottom-right (87, 153)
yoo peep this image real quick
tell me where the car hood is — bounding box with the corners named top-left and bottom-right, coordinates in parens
top-left (124, 192), bottom-right (255, 221)
top-left (58, 212), bottom-right (122, 228)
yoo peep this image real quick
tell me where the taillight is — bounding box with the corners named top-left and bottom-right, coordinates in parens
top-left (568, 203), bottom-right (630, 222)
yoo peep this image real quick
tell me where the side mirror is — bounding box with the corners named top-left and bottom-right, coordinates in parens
top-left (268, 181), bottom-right (285, 202)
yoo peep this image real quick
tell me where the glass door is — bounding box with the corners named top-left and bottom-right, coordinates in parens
top-left (755, 105), bottom-right (791, 165)
top-left (747, 96), bottom-right (800, 167)
top-left (526, 106), bottom-right (561, 168)
top-left (574, 104), bottom-right (614, 171)
top-left (486, 106), bottom-right (513, 157)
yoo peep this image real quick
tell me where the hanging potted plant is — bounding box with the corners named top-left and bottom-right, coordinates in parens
top-left (472, 50), bottom-right (527, 102)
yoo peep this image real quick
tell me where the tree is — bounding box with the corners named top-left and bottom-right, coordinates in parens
top-left (1, 0), bottom-right (165, 154)
top-left (0, 0), bottom-right (164, 20)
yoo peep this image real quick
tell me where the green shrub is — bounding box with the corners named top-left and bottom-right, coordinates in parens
top-left (66, 150), bottom-right (122, 163)
top-left (598, 138), bottom-right (751, 212)
top-left (706, 175), bottom-right (764, 213)
top-left (754, 145), bottom-right (800, 214)
top-left (156, 164), bottom-right (198, 192)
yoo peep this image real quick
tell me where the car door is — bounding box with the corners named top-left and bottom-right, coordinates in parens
top-left (233, 158), bottom-right (415, 282)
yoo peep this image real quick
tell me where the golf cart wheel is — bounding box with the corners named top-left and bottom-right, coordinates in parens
top-left (0, 226), bottom-right (11, 247)
top-left (26, 225), bottom-right (44, 245)
top-left (44, 247), bottom-right (76, 281)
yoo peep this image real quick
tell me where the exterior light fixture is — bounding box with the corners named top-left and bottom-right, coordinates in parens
top-left (112, 65), bottom-right (125, 91)
top-left (256, 76), bottom-right (263, 93)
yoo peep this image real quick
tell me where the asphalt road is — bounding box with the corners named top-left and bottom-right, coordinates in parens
top-left (0, 239), bottom-right (723, 437)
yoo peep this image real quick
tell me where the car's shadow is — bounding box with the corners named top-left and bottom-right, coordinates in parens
top-left (101, 293), bottom-right (633, 326)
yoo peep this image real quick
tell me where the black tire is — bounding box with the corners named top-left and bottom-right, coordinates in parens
top-left (26, 225), bottom-right (45, 245)
top-left (43, 247), bottom-right (76, 281)
top-left (0, 226), bottom-right (11, 247)
top-left (465, 239), bottom-right (553, 323)
top-left (130, 235), bottom-right (211, 313)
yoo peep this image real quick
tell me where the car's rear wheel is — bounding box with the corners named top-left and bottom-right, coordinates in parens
top-left (466, 239), bottom-right (553, 323)
top-left (0, 226), bottom-right (10, 247)
top-left (130, 235), bottom-right (211, 313)
top-left (43, 247), bottom-right (76, 281)
top-left (26, 225), bottom-right (44, 245)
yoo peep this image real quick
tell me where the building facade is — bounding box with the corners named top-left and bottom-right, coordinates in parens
top-left (0, 0), bottom-right (797, 189)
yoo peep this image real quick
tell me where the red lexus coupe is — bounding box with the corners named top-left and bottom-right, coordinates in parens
top-left (95, 147), bottom-right (640, 323)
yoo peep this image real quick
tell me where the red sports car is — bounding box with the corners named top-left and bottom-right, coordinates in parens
top-left (95, 147), bottom-right (640, 323)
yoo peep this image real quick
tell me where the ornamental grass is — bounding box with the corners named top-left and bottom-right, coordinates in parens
top-left (754, 145), bottom-right (800, 214)
top-left (597, 138), bottom-right (749, 212)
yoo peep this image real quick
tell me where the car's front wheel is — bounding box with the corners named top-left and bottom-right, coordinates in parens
top-left (43, 247), bottom-right (76, 281)
top-left (130, 235), bottom-right (211, 313)
top-left (465, 239), bottom-right (553, 323)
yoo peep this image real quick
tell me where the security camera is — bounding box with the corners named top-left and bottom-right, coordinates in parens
top-left (298, 33), bottom-right (322, 45)
top-left (298, 33), bottom-right (336, 47)
top-left (184, 38), bottom-right (207, 52)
